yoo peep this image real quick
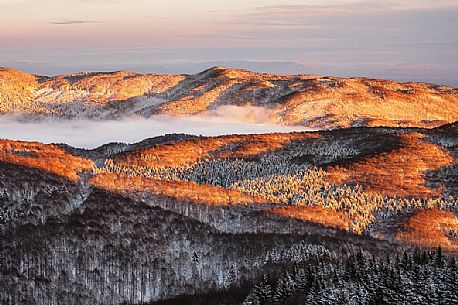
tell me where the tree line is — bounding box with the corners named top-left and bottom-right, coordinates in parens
top-left (244, 247), bottom-right (458, 305)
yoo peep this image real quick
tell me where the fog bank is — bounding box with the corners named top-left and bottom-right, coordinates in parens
top-left (0, 115), bottom-right (305, 149)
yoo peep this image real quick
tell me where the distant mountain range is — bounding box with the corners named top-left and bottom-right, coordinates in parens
top-left (1, 66), bottom-right (457, 128)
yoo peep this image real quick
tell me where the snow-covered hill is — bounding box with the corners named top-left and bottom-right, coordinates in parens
top-left (1, 66), bottom-right (457, 128)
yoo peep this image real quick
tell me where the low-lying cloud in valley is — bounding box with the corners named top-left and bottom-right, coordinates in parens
top-left (202, 105), bottom-right (278, 124)
top-left (0, 112), bottom-right (304, 149)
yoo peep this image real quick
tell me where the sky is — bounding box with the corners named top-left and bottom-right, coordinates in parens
top-left (1, 0), bottom-right (457, 86)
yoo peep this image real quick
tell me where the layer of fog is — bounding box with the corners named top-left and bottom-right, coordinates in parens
top-left (0, 112), bottom-right (305, 149)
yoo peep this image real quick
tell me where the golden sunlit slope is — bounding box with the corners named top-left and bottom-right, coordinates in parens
top-left (327, 132), bottom-right (454, 198)
top-left (0, 139), bottom-right (93, 181)
top-left (0, 66), bottom-right (457, 127)
top-left (115, 133), bottom-right (317, 168)
top-left (0, 67), bottom-right (185, 118)
top-left (0, 68), bottom-right (38, 114)
top-left (271, 205), bottom-right (352, 231)
top-left (156, 67), bottom-right (458, 128)
top-left (90, 172), bottom-right (264, 206)
top-left (395, 209), bottom-right (458, 251)
top-left (39, 71), bottom-right (185, 102)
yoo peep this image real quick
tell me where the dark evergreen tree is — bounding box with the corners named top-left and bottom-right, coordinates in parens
top-left (244, 247), bottom-right (458, 305)
top-left (243, 275), bottom-right (272, 305)
top-left (443, 257), bottom-right (458, 304)
top-left (273, 271), bottom-right (295, 302)
top-left (368, 288), bottom-right (389, 305)
top-left (436, 246), bottom-right (444, 268)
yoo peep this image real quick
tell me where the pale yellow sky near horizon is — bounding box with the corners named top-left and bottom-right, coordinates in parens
top-left (1, 0), bottom-right (457, 47)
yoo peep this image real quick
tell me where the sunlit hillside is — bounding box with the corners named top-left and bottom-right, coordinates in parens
top-left (1, 66), bottom-right (457, 128)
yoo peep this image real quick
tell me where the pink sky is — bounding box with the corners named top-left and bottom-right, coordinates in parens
top-left (1, 0), bottom-right (457, 86)
top-left (1, 0), bottom-right (456, 47)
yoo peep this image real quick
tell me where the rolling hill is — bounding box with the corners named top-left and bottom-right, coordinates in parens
top-left (0, 124), bottom-right (457, 303)
top-left (1, 66), bottom-right (457, 128)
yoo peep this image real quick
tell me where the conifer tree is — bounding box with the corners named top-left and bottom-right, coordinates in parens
top-left (273, 271), bottom-right (295, 302)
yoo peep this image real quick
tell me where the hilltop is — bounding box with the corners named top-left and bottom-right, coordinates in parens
top-left (1, 66), bottom-right (457, 128)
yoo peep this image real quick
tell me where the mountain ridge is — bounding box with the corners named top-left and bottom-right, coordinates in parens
top-left (1, 66), bottom-right (457, 128)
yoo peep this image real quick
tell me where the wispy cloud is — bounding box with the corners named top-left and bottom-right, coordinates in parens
top-left (254, 2), bottom-right (390, 13)
top-left (175, 33), bottom-right (263, 41)
top-left (48, 20), bottom-right (102, 25)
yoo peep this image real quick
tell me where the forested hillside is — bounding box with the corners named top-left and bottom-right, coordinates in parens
top-left (0, 124), bottom-right (457, 304)
top-left (243, 247), bottom-right (458, 305)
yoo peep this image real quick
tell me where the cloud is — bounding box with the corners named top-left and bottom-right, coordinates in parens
top-left (202, 105), bottom-right (278, 124)
top-left (48, 20), bottom-right (102, 25)
top-left (175, 33), bottom-right (262, 41)
top-left (0, 110), bottom-right (306, 149)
